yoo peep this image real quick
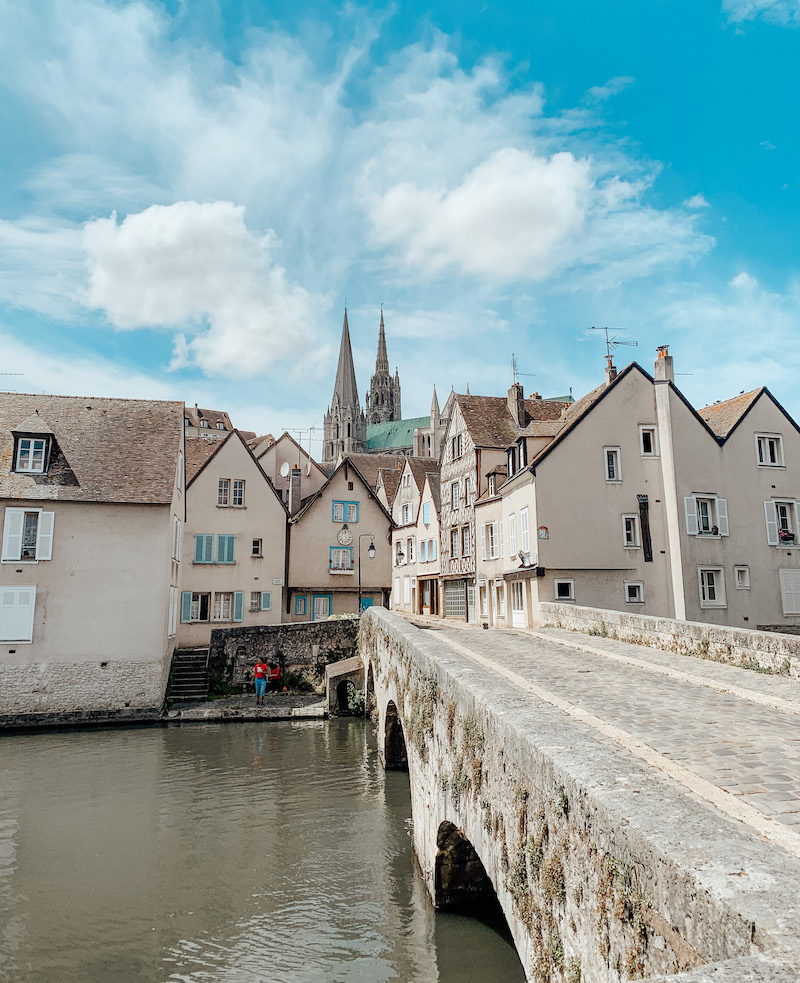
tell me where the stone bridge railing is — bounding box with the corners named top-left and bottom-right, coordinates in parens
top-left (359, 607), bottom-right (800, 983)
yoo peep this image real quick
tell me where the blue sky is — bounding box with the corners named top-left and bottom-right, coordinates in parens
top-left (1, 0), bottom-right (799, 453)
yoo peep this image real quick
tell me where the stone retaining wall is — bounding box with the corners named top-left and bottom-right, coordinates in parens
top-left (539, 602), bottom-right (800, 678)
top-left (208, 617), bottom-right (360, 693)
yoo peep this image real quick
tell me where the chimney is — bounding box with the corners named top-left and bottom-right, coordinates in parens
top-left (654, 345), bottom-right (674, 382)
top-left (507, 382), bottom-right (526, 428)
top-left (605, 356), bottom-right (617, 385)
top-left (288, 466), bottom-right (302, 516)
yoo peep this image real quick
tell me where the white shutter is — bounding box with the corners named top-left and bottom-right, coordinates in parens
top-left (0, 587), bottom-right (36, 642)
top-left (765, 501), bottom-right (779, 546)
top-left (37, 511), bottom-right (55, 560)
top-left (2, 508), bottom-right (24, 561)
top-left (499, 520), bottom-right (504, 559)
top-left (684, 497), bottom-right (698, 535)
top-left (481, 525), bottom-right (487, 561)
top-left (716, 499), bottom-right (729, 537)
top-left (780, 569), bottom-right (800, 614)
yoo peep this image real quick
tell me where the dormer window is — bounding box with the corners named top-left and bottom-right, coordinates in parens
top-left (201, 420), bottom-right (211, 429)
top-left (488, 475), bottom-right (496, 496)
top-left (184, 418), bottom-right (191, 427)
top-left (507, 447), bottom-right (516, 475)
top-left (517, 437), bottom-right (527, 469)
top-left (15, 437), bottom-right (49, 473)
top-left (216, 422), bottom-right (226, 431)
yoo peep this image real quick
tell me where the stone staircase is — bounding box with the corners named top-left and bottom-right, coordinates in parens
top-left (167, 649), bottom-right (210, 704)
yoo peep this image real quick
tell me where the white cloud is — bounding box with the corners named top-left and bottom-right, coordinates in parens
top-left (723, 0), bottom-right (800, 23)
top-left (584, 76), bottom-right (635, 103)
top-left (0, 217), bottom-right (84, 316)
top-left (729, 271), bottom-right (759, 288)
top-left (82, 201), bottom-right (322, 377)
top-left (683, 193), bottom-right (711, 209)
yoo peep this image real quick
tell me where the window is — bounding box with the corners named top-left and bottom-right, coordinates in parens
top-left (396, 540), bottom-right (405, 565)
top-left (191, 592), bottom-right (210, 622)
top-left (450, 528), bottom-right (459, 558)
top-left (232, 480), bottom-right (245, 507)
top-left (407, 538), bottom-right (415, 562)
top-left (168, 586), bottom-right (178, 637)
top-left (518, 438), bottom-right (527, 469)
top-left (214, 592), bottom-right (233, 621)
top-left (423, 502), bottom-right (430, 525)
top-left (216, 422), bottom-right (226, 431)
top-left (250, 591), bottom-right (261, 612)
top-left (330, 547), bottom-right (354, 572)
top-left (604, 447), bottom-right (621, 482)
top-left (520, 508), bottom-right (530, 553)
top-left (402, 503), bottom-right (412, 524)
top-left (764, 499), bottom-right (798, 546)
top-left (498, 585), bottom-right (505, 615)
top-left (430, 539), bottom-right (437, 561)
top-left (332, 501), bottom-right (359, 523)
top-left (218, 479), bottom-right (230, 506)
top-left (217, 535), bottom-right (235, 564)
top-left (451, 482), bottom-right (459, 510)
top-left (625, 581), bottom-right (644, 604)
top-left (184, 418), bottom-right (191, 427)
top-left (0, 586), bottom-right (36, 642)
top-left (684, 496), bottom-right (729, 536)
top-left (194, 534), bottom-right (214, 563)
top-left (461, 526), bottom-right (471, 557)
top-left (201, 420), bottom-right (211, 429)
top-left (555, 579), bottom-right (575, 602)
top-left (402, 473), bottom-right (411, 488)
top-left (622, 514), bottom-right (641, 548)
top-left (735, 566), bottom-right (750, 589)
top-left (482, 523), bottom-right (499, 560)
top-left (639, 427), bottom-right (659, 457)
top-left (2, 508), bottom-right (54, 562)
top-left (480, 586), bottom-right (488, 617)
top-left (756, 433), bottom-right (784, 468)
top-left (393, 578), bottom-right (400, 604)
top-left (420, 540), bottom-right (428, 562)
top-left (260, 591), bottom-right (272, 611)
top-left (252, 538), bottom-right (262, 557)
top-left (15, 437), bottom-right (48, 474)
top-left (452, 434), bottom-right (463, 459)
top-left (172, 516), bottom-right (182, 561)
top-left (488, 475), bottom-right (496, 496)
top-left (699, 567), bottom-right (726, 608)
top-left (295, 596), bottom-right (307, 616)
top-left (509, 514), bottom-right (517, 557)
top-left (403, 577), bottom-right (411, 603)
top-left (507, 447), bottom-right (516, 476)
top-left (464, 479), bottom-right (472, 507)
top-left (780, 569), bottom-right (800, 614)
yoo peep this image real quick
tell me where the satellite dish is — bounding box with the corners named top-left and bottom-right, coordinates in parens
top-left (279, 461), bottom-right (290, 478)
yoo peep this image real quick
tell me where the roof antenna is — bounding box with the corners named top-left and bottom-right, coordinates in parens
top-left (511, 353), bottom-right (536, 385)
top-left (589, 326), bottom-right (638, 358)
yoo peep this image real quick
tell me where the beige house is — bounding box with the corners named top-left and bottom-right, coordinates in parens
top-left (287, 458), bottom-right (393, 620)
top-left (475, 349), bottom-right (800, 630)
top-left (0, 394), bottom-right (184, 722)
top-left (178, 431), bottom-right (287, 647)
top-left (390, 459), bottom-right (441, 615)
top-left (255, 432), bottom-right (328, 513)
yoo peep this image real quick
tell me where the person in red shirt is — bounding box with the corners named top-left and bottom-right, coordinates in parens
top-left (252, 660), bottom-right (268, 705)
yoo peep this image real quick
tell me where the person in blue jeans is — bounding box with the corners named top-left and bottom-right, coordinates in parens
top-left (252, 659), bottom-right (268, 706)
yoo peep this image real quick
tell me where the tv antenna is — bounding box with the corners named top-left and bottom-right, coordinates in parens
top-left (511, 353), bottom-right (536, 385)
top-left (589, 326), bottom-right (638, 358)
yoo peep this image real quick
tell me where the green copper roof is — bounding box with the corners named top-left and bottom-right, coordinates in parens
top-left (367, 416), bottom-right (430, 450)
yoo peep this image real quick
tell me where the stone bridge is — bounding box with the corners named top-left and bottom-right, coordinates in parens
top-left (360, 607), bottom-right (800, 983)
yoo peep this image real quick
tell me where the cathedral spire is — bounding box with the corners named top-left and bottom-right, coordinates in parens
top-left (322, 308), bottom-right (367, 468)
top-left (376, 308), bottom-right (389, 372)
top-left (332, 308), bottom-right (361, 412)
top-left (367, 308), bottom-right (401, 425)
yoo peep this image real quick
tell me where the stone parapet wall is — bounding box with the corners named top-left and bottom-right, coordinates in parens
top-left (361, 607), bottom-right (800, 982)
top-left (539, 602), bottom-right (800, 678)
top-left (0, 658), bottom-right (169, 728)
top-left (208, 617), bottom-right (360, 692)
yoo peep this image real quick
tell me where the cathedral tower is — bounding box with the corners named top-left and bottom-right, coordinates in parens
top-left (366, 310), bottom-right (402, 425)
top-left (323, 310), bottom-right (367, 468)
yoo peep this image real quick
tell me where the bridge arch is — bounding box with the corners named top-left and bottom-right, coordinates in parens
top-left (435, 820), bottom-right (495, 912)
top-left (383, 699), bottom-right (408, 770)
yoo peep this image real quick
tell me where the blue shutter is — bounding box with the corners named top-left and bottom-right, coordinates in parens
top-left (423, 502), bottom-right (430, 524)
top-left (217, 534), bottom-right (235, 564)
top-left (261, 591), bottom-right (272, 611)
top-left (233, 591), bottom-right (244, 622)
top-left (180, 591), bottom-right (192, 623)
top-left (195, 534), bottom-right (213, 563)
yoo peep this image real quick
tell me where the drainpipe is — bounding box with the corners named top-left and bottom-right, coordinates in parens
top-left (653, 348), bottom-right (686, 620)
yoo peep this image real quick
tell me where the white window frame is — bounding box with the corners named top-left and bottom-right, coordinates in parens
top-left (452, 433), bottom-right (463, 459)
top-left (779, 568), bottom-right (800, 615)
top-left (554, 579), bottom-right (575, 602)
top-left (622, 514), bottom-right (641, 549)
top-left (520, 507), bottom-right (530, 553)
top-left (15, 437), bottom-right (48, 474)
top-left (2, 507), bottom-right (55, 563)
top-left (698, 567), bottom-right (726, 609)
top-left (250, 591), bottom-right (261, 612)
top-left (450, 528), bottom-right (459, 558)
top-left (461, 525), bottom-right (471, 558)
top-left (232, 479), bottom-right (245, 507)
top-left (685, 495), bottom-right (729, 537)
top-left (252, 538), bottom-right (262, 557)
top-left (451, 482), bottom-right (459, 510)
top-left (393, 577), bottom-right (400, 604)
top-left (213, 591), bottom-right (233, 621)
top-left (639, 426), bottom-right (659, 457)
top-left (488, 474), bottom-right (496, 496)
top-left (508, 514), bottom-right (517, 558)
top-left (624, 581), bottom-right (644, 604)
top-left (402, 503), bottom-right (412, 525)
top-left (764, 499), bottom-right (799, 546)
top-left (756, 433), bottom-right (784, 468)
top-left (734, 565), bottom-right (750, 590)
top-left (403, 576), bottom-right (411, 604)
top-left (172, 516), bottom-right (182, 562)
top-left (190, 591), bottom-right (211, 622)
top-left (604, 446), bottom-right (621, 483)
top-left (0, 585), bottom-right (36, 642)
top-left (168, 586), bottom-right (178, 637)
top-left (464, 479), bottom-right (472, 507)
top-left (407, 538), bottom-right (415, 563)
top-left (218, 479), bottom-right (230, 506)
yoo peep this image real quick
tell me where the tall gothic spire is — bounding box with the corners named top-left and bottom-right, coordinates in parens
top-left (332, 308), bottom-right (361, 411)
top-left (376, 308), bottom-right (389, 372)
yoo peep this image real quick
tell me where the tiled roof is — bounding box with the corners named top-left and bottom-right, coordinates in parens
top-left (425, 472), bottom-right (441, 512)
top-left (408, 456), bottom-right (438, 492)
top-left (185, 433), bottom-right (226, 482)
top-left (184, 406), bottom-right (232, 430)
top-left (456, 394), bottom-right (567, 448)
top-left (342, 453), bottom-right (405, 490)
top-left (376, 467), bottom-right (401, 504)
top-left (367, 416), bottom-right (430, 450)
top-left (698, 389), bottom-right (764, 438)
top-left (0, 393), bottom-right (183, 504)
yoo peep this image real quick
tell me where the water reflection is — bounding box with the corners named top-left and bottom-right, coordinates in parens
top-left (0, 720), bottom-right (524, 983)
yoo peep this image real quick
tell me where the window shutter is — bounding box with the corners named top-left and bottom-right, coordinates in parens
top-left (233, 591), bottom-right (244, 622)
top-left (684, 497), bottom-right (698, 536)
top-left (780, 569), bottom-right (800, 614)
top-left (432, 539), bottom-right (437, 560)
top-left (195, 534), bottom-right (212, 563)
top-left (499, 521), bottom-right (503, 558)
top-left (764, 501), bottom-right (779, 545)
top-left (716, 498), bottom-right (729, 536)
top-left (423, 502), bottom-right (430, 524)
top-left (261, 591), bottom-right (272, 611)
top-left (180, 591), bottom-right (193, 623)
top-left (217, 535), bottom-right (235, 564)
top-left (36, 511), bottom-right (55, 560)
top-left (2, 508), bottom-right (24, 561)
top-left (481, 525), bottom-right (487, 561)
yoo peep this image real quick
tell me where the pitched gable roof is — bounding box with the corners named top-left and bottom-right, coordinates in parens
top-left (424, 472), bottom-right (441, 512)
top-left (456, 393), bottom-right (567, 448)
top-left (185, 433), bottom-right (227, 483)
top-left (185, 429), bottom-right (287, 511)
top-left (0, 393), bottom-right (182, 505)
top-left (407, 456), bottom-right (438, 493)
top-left (376, 467), bottom-right (401, 505)
top-left (291, 455), bottom-right (393, 525)
top-left (339, 453), bottom-right (405, 490)
top-left (698, 389), bottom-right (764, 438)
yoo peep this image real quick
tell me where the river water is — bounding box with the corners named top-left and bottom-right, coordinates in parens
top-left (0, 719), bottom-right (525, 983)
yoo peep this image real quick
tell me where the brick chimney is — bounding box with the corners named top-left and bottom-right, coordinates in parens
top-left (605, 356), bottom-right (617, 385)
top-left (507, 382), bottom-right (527, 428)
top-left (288, 466), bottom-right (302, 515)
top-left (654, 345), bottom-right (674, 382)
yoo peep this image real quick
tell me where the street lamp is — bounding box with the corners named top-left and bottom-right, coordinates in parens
top-left (358, 533), bottom-right (376, 614)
